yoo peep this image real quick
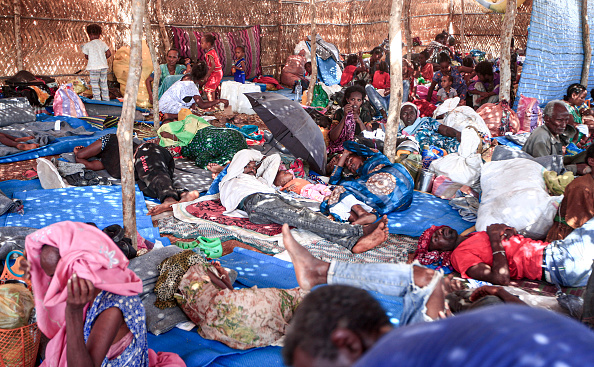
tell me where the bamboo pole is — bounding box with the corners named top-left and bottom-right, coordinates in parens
top-left (461, 0), bottom-right (465, 53)
top-left (275, 0), bottom-right (283, 79)
top-left (14, 0), bottom-right (22, 70)
top-left (498, 0), bottom-right (516, 103)
top-left (156, 0), bottom-right (170, 51)
top-left (347, 0), bottom-right (355, 54)
top-left (403, 0), bottom-right (412, 60)
top-left (582, 0), bottom-right (591, 87)
top-left (117, 0), bottom-right (145, 250)
top-left (384, 0), bottom-right (403, 163)
top-left (307, 0), bottom-right (318, 106)
top-left (145, 1), bottom-right (161, 129)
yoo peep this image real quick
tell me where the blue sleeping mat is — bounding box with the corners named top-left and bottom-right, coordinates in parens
top-left (492, 136), bottom-right (523, 150)
top-left (387, 191), bottom-right (472, 237)
top-left (148, 248), bottom-right (404, 367)
top-left (80, 96), bottom-right (149, 112)
top-left (0, 184), bottom-right (163, 243)
top-left (0, 119), bottom-right (114, 164)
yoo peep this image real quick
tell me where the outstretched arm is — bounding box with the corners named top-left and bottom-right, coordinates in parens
top-left (466, 224), bottom-right (514, 285)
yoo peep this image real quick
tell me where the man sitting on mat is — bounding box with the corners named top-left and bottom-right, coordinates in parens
top-left (218, 149), bottom-right (389, 253)
top-left (73, 133), bottom-right (199, 213)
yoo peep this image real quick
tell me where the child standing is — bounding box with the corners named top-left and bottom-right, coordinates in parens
top-left (231, 46), bottom-right (247, 84)
top-left (201, 34), bottom-right (223, 101)
top-left (82, 24), bottom-right (111, 101)
top-left (437, 74), bottom-right (457, 103)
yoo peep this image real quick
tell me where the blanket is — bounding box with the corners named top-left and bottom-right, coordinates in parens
top-left (0, 119), bottom-right (93, 157)
top-left (185, 199), bottom-right (283, 236)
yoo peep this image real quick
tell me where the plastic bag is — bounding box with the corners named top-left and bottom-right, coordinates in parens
top-left (0, 284), bottom-right (34, 329)
top-left (220, 81), bottom-right (261, 114)
top-left (53, 84), bottom-right (88, 117)
top-left (516, 94), bottom-right (543, 132)
top-left (430, 128), bottom-right (483, 186)
top-left (112, 40), bottom-right (153, 109)
top-left (311, 84), bottom-right (329, 108)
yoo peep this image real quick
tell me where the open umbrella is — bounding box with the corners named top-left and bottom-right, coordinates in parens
top-left (245, 92), bottom-right (327, 174)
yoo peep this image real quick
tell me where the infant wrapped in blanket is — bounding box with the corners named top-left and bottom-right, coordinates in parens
top-left (275, 170), bottom-right (332, 202)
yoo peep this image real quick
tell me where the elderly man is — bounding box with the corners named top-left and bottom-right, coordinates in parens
top-left (282, 285), bottom-right (594, 367)
top-left (419, 219), bottom-right (594, 287)
top-left (219, 149), bottom-right (389, 253)
top-left (522, 100), bottom-right (587, 174)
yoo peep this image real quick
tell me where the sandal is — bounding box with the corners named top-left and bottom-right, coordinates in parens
top-left (22, 169), bottom-right (38, 180)
top-left (197, 236), bottom-right (223, 258)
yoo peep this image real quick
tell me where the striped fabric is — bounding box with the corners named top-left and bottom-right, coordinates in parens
top-left (172, 26), bottom-right (262, 80)
top-left (514, 0), bottom-right (594, 109)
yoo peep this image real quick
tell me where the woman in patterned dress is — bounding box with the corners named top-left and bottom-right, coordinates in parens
top-left (20, 221), bottom-right (185, 367)
top-left (321, 141), bottom-right (414, 221)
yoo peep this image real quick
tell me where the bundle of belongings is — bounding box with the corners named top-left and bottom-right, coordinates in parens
top-left (2, 70), bottom-right (57, 107)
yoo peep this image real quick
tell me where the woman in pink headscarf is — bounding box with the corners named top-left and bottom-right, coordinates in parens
top-left (21, 221), bottom-right (185, 367)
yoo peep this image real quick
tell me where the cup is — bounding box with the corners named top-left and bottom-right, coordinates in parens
top-left (415, 169), bottom-right (435, 193)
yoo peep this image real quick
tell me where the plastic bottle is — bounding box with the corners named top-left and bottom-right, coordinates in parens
top-left (295, 80), bottom-right (302, 102)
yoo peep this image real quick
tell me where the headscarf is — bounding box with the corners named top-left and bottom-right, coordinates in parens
top-left (401, 102), bottom-right (423, 136)
top-left (25, 221), bottom-right (142, 367)
top-left (414, 225), bottom-right (452, 267)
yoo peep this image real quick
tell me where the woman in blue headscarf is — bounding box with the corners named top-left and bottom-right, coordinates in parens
top-left (321, 141), bottom-right (414, 222)
top-left (400, 101), bottom-right (461, 153)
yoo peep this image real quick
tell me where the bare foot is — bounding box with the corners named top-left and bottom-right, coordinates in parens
top-left (352, 212), bottom-right (377, 225)
top-left (206, 163), bottom-right (224, 179)
top-left (73, 145), bottom-right (84, 154)
top-left (15, 136), bottom-right (34, 142)
top-left (147, 197), bottom-right (177, 215)
top-left (282, 224), bottom-right (330, 291)
top-left (352, 217), bottom-right (389, 253)
top-left (16, 143), bottom-right (40, 151)
top-left (362, 215), bottom-right (388, 236)
top-left (179, 190), bottom-right (200, 203)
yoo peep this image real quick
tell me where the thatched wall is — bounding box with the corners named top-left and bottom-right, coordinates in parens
top-left (0, 0), bottom-right (532, 80)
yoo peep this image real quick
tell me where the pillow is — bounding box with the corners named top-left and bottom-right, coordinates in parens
top-left (171, 25), bottom-right (262, 80)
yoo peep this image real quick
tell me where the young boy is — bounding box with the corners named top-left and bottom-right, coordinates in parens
top-left (437, 74), bottom-right (457, 103)
top-left (82, 24), bottom-right (111, 101)
top-left (231, 46), bottom-right (246, 84)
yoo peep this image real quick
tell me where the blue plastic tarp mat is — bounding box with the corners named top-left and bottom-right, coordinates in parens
top-left (0, 185), bottom-right (160, 242)
top-left (387, 191), bottom-right (472, 237)
top-left (148, 248), bottom-right (404, 367)
top-left (492, 136), bottom-right (523, 150)
top-left (0, 128), bottom-right (115, 164)
top-left (80, 96), bottom-right (149, 112)
top-left (0, 179), bottom-right (42, 198)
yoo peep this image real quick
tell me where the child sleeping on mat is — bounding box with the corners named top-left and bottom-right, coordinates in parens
top-left (274, 170), bottom-right (332, 202)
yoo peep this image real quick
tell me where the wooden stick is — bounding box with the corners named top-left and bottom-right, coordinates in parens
top-left (461, 0), bottom-right (465, 53)
top-left (275, 0), bottom-right (283, 79)
top-left (117, 0), bottom-right (145, 250)
top-left (347, 0), bottom-right (355, 54)
top-left (14, 0), bottom-right (22, 70)
top-left (582, 0), bottom-right (591, 87)
top-left (156, 0), bottom-right (170, 52)
top-left (307, 0), bottom-right (318, 106)
top-left (403, 0), bottom-right (412, 60)
top-left (498, 0), bottom-right (516, 103)
top-left (145, 1), bottom-right (161, 129)
top-left (384, 0), bottom-right (403, 163)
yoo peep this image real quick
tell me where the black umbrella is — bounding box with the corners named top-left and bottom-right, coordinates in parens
top-left (245, 92), bottom-right (327, 174)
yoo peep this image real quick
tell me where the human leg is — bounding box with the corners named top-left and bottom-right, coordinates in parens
top-left (545, 217), bottom-right (594, 287)
top-left (99, 68), bottom-right (109, 101)
top-left (89, 69), bottom-right (101, 100)
top-left (0, 133), bottom-right (39, 150)
top-left (365, 85), bottom-right (388, 116)
top-left (282, 224), bottom-right (445, 325)
top-left (135, 144), bottom-right (180, 202)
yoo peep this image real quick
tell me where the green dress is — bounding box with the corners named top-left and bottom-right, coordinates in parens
top-left (181, 126), bottom-right (249, 168)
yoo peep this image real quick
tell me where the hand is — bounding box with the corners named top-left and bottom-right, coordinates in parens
top-left (352, 105), bottom-right (361, 119)
top-left (18, 253), bottom-right (31, 280)
top-left (469, 285), bottom-right (501, 302)
top-left (66, 273), bottom-right (95, 311)
top-left (337, 150), bottom-right (351, 166)
top-left (184, 58), bottom-right (191, 65)
top-left (231, 66), bottom-right (236, 73)
top-left (343, 104), bottom-right (354, 115)
top-left (487, 223), bottom-right (517, 240)
top-left (443, 274), bottom-right (465, 293)
top-left (576, 163), bottom-right (592, 175)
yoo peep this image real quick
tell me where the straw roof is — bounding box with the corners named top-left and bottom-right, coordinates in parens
top-left (0, 0), bottom-right (532, 79)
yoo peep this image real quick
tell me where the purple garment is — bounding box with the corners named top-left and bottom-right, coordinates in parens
top-left (469, 72), bottom-right (500, 94)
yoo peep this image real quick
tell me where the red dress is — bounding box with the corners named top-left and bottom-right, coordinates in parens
top-left (204, 48), bottom-right (223, 93)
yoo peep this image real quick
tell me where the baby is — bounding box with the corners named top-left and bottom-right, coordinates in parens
top-left (274, 170), bottom-right (331, 202)
top-left (437, 74), bottom-right (457, 103)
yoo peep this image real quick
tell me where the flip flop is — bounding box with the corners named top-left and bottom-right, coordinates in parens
top-left (197, 236), bottom-right (223, 258)
top-left (22, 169), bottom-right (38, 180)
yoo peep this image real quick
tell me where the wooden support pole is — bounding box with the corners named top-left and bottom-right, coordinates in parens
top-left (498, 0), bottom-right (516, 103)
top-left (145, 1), bottom-right (161, 129)
top-left (448, 0), bottom-right (454, 32)
top-left (582, 0), bottom-right (591, 87)
top-left (384, 0), bottom-right (403, 163)
top-left (117, 0), bottom-right (145, 250)
top-left (156, 0), bottom-right (170, 52)
top-left (14, 0), bottom-right (22, 70)
top-left (403, 0), bottom-right (412, 60)
top-left (275, 0), bottom-right (283, 79)
top-left (347, 0), bottom-right (355, 54)
top-left (461, 0), bottom-right (466, 53)
top-left (307, 0), bottom-right (318, 106)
